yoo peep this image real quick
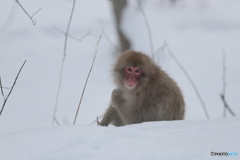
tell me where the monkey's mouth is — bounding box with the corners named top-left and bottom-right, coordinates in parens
top-left (124, 82), bottom-right (137, 89)
top-left (125, 75), bottom-right (138, 89)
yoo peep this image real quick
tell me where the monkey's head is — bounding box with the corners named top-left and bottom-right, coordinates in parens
top-left (113, 51), bottom-right (155, 91)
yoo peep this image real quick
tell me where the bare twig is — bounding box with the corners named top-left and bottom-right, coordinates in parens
top-left (0, 77), bottom-right (4, 97)
top-left (220, 94), bottom-right (235, 116)
top-left (138, 0), bottom-right (154, 57)
top-left (31, 8), bottom-right (42, 18)
top-left (52, 25), bottom-right (97, 42)
top-left (166, 44), bottom-right (210, 119)
top-left (96, 117), bottom-right (100, 125)
top-left (52, 0), bottom-right (76, 126)
top-left (15, 0), bottom-right (41, 26)
top-left (71, 32), bottom-right (97, 41)
top-left (0, 60), bottom-right (27, 116)
top-left (0, 78), bottom-right (12, 91)
top-left (103, 31), bottom-right (120, 52)
top-left (73, 28), bottom-right (106, 125)
top-left (155, 43), bottom-right (167, 56)
top-left (90, 114), bottom-right (103, 125)
top-left (220, 50), bottom-right (235, 117)
top-left (51, 26), bottom-right (66, 35)
top-left (1, 87), bottom-right (11, 89)
top-left (53, 117), bottom-right (60, 126)
top-left (154, 42), bottom-right (167, 65)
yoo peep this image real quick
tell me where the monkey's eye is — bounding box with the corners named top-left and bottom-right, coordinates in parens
top-left (127, 68), bottom-right (132, 72)
top-left (135, 70), bottom-right (140, 73)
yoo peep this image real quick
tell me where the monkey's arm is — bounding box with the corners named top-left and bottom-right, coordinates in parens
top-left (113, 92), bottom-right (162, 124)
top-left (111, 89), bottom-right (138, 125)
top-left (98, 106), bottom-right (117, 126)
top-left (111, 89), bottom-right (125, 106)
top-left (98, 104), bottom-right (125, 126)
top-left (114, 106), bottom-right (160, 125)
top-left (98, 89), bottom-right (126, 126)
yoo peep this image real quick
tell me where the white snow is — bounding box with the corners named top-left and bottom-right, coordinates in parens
top-left (0, 0), bottom-right (240, 159)
top-left (0, 117), bottom-right (239, 160)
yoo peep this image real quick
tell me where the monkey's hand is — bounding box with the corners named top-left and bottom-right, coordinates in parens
top-left (112, 89), bottom-right (122, 97)
top-left (111, 89), bottom-right (125, 107)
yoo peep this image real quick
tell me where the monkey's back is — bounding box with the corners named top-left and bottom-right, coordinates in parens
top-left (137, 66), bottom-right (185, 121)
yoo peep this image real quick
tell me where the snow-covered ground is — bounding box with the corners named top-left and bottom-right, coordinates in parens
top-left (0, 117), bottom-right (239, 160)
top-left (0, 0), bottom-right (239, 159)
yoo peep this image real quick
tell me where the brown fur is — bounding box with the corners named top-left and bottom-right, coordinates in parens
top-left (98, 51), bottom-right (185, 126)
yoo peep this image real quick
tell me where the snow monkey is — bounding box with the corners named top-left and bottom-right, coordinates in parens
top-left (98, 51), bottom-right (185, 126)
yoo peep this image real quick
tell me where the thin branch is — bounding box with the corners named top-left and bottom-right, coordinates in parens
top-left (51, 25), bottom-right (66, 35)
top-left (1, 87), bottom-right (12, 89)
top-left (138, 0), bottom-right (154, 57)
top-left (220, 50), bottom-right (235, 117)
top-left (73, 28), bottom-right (106, 125)
top-left (96, 117), bottom-right (100, 125)
top-left (155, 43), bottom-right (167, 55)
top-left (0, 77), bottom-right (4, 97)
top-left (15, 0), bottom-right (41, 26)
top-left (73, 32), bottom-right (97, 41)
top-left (54, 117), bottom-right (60, 126)
top-left (103, 31), bottom-right (120, 52)
top-left (0, 60), bottom-right (27, 116)
top-left (52, 25), bottom-right (97, 42)
top-left (220, 94), bottom-right (235, 116)
top-left (52, 0), bottom-right (76, 126)
top-left (0, 78), bottom-right (12, 91)
top-left (154, 42), bottom-right (167, 65)
top-left (31, 8), bottom-right (42, 18)
top-left (166, 44), bottom-right (210, 119)
top-left (222, 49), bottom-right (226, 95)
top-left (90, 114), bottom-right (103, 125)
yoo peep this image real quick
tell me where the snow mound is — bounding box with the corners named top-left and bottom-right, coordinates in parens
top-left (0, 117), bottom-right (239, 160)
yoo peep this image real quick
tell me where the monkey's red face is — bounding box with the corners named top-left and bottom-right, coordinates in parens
top-left (124, 66), bottom-right (142, 89)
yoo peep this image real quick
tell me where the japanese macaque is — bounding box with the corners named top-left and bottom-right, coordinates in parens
top-left (98, 51), bottom-right (185, 126)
